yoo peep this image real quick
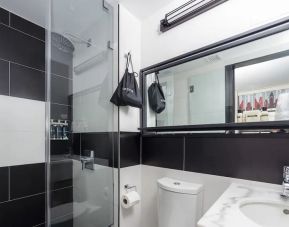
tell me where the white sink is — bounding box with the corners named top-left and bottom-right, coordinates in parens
top-left (239, 199), bottom-right (289, 227)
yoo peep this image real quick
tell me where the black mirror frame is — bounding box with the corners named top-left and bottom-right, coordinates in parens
top-left (140, 16), bottom-right (289, 133)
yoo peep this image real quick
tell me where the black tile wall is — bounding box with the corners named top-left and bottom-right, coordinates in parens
top-left (0, 8), bottom-right (46, 102)
top-left (51, 75), bottom-right (72, 105)
top-left (0, 163), bottom-right (46, 227)
top-left (0, 8), bottom-right (50, 227)
top-left (0, 167), bottom-right (9, 202)
top-left (0, 59), bottom-right (9, 95)
top-left (0, 24), bottom-right (45, 71)
top-left (51, 45), bottom-right (73, 79)
top-left (50, 160), bottom-right (73, 190)
top-left (10, 63), bottom-right (45, 101)
top-left (51, 187), bottom-right (73, 220)
top-left (142, 136), bottom-right (184, 170)
top-left (0, 193), bottom-right (45, 227)
top-left (51, 103), bottom-right (72, 120)
top-left (185, 134), bottom-right (289, 184)
top-left (51, 214), bottom-right (73, 227)
top-left (142, 134), bottom-right (289, 184)
top-left (81, 132), bottom-right (114, 167)
top-left (72, 133), bottom-right (81, 156)
top-left (10, 163), bottom-right (45, 200)
top-left (10, 14), bottom-right (45, 41)
top-left (120, 132), bottom-right (140, 168)
top-left (0, 7), bottom-right (9, 25)
top-left (51, 140), bottom-right (72, 157)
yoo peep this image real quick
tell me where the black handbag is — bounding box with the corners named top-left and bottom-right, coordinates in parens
top-left (148, 72), bottom-right (166, 113)
top-left (110, 53), bottom-right (142, 108)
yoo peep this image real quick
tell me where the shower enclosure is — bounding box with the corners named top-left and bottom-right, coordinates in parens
top-left (47, 0), bottom-right (119, 226)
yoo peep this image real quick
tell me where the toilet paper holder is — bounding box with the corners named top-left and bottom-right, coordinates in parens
top-left (124, 184), bottom-right (137, 192)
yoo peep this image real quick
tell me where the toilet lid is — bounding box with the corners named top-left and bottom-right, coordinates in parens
top-left (157, 177), bottom-right (203, 194)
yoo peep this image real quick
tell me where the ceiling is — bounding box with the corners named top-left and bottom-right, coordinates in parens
top-left (0, 0), bottom-right (177, 27)
top-left (119, 0), bottom-right (176, 20)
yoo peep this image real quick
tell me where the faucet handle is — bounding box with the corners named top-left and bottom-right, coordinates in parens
top-left (283, 166), bottom-right (289, 182)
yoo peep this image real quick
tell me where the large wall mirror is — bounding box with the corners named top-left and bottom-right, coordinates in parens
top-left (141, 18), bottom-right (289, 132)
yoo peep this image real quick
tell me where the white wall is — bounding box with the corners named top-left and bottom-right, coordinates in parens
top-left (119, 165), bottom-right (142, 227)
top-left (141, 0), bottom-right (289, 68)
top-left (119, 5), bottom-right (142, 132)
top-left (0, 96), bottom-right (45, 167)
top-left (118, 5), bottom-right (142, 227)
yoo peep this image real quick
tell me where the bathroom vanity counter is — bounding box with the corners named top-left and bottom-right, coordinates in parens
top-left (197, 183), bottom-right (289, 227)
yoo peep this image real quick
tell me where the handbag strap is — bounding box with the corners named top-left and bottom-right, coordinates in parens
top-left (126, 52), bottom-right (138, 77)
top-left (155, 72), bottom-right (160, 84)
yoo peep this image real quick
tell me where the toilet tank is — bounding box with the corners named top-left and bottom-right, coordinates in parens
top-left (157, 178), bottom-right (203, 227)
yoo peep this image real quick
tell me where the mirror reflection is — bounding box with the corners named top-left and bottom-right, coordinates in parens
top-left (235, 56), bottom-right (289, 123)
top-left (145, 28), bottom-right (289, 128)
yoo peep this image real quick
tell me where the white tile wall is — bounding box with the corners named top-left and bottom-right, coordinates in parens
top-left (0, 95), bottom-right (45, 167)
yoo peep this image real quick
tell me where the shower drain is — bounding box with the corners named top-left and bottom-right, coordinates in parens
top-left (283, 209), bottom-right (289, 215)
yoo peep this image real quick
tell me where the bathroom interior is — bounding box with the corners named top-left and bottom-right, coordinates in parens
top-left (0, 0), bottom-right (289, 226)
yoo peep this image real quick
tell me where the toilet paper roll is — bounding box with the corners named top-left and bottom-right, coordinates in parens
top-left (121, 191), bottom-right (141, 209)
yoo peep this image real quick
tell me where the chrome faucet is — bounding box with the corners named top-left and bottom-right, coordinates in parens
top-left (80, 150), bottom-right (95, 170)
top-left (281, 166), bottom-right (289, 198)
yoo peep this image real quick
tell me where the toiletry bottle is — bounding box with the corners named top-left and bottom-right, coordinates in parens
top-left (50, 120), bottom-right (56, 140)
top-left (62, 121), bottom-right (69, 140)
top-left (56, 121), bottom-right (62, 140)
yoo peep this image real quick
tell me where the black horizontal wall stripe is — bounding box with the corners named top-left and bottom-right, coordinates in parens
top-left (120, 132), bottom-right (141, 168)
top-left (142, 133), bottom-right (289, 184)
top-left (142, 136), bottom-right (184, 170)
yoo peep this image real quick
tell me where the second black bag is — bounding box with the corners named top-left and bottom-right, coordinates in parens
top-left (148, 73), bottom-right (166, 113)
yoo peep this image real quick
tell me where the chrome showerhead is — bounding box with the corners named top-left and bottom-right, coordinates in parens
top-left (51, 32), bottom-right (75, 53)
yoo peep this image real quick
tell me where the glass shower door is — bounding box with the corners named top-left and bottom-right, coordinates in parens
top-left (47, 0), bottom-right (118, 226)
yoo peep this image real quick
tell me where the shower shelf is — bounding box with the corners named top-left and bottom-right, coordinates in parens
top-left (50, 138), bottom-right (69, 141)
top-left (50, 119), bottom-right (69, 140)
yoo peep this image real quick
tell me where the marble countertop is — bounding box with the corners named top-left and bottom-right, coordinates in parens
top-left (197, 183), bottom-right (287, 227)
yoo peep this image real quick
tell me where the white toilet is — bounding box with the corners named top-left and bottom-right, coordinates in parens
top-left (157, 177), bottom-right (204, 227)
